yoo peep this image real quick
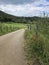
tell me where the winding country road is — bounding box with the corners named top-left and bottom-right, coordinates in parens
top-left (0, 29), bottom-right (27, 65)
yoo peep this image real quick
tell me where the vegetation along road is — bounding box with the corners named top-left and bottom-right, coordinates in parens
top-left (0, 29), bottom-right (27, 65)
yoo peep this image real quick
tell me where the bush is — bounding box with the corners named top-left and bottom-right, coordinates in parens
top-left (25, 30), bottom-right (49, 65)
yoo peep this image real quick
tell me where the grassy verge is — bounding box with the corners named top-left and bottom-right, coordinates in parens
top-left (0, 23), bottom-right (26, 36)
top-left (24, 25), bottom-right (49, 65)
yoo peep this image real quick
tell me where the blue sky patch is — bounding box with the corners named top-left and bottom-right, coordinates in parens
top-left (46, 0), bottom-right (49, 2)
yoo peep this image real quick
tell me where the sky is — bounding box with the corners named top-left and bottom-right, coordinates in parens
top-left (0, 0), bottom-right (49, 17)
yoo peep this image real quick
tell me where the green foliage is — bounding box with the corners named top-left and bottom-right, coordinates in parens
top-left (24, 22), bottom-right (49, 65)
top-left (0, 23), bottom-right (26, 35)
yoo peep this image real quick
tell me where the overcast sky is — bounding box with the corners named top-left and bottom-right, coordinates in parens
top-left (0, 0), bottom-right (49, 17)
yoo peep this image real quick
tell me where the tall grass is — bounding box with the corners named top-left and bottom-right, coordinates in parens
top-left (24, 21), bottom-right (49, 65)
top-left (0, 23), bottom-right (26, 36)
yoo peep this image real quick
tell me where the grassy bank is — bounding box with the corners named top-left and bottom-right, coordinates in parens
top-left (0, 23), bottom-right (26, 36)
top-left (24, 24), bottom-right (49, 65)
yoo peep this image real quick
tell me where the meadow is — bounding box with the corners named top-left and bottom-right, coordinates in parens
top-left (24, 18), bottom-right (49, 65)
top-left (0, 23), bottom-right (26, 36)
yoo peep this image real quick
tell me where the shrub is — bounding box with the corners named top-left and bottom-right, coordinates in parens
top-left (25, 30), bottom-right (49, 65)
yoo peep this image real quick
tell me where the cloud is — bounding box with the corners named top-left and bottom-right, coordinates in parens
top-left (0, 0), bottom-right (49, 16)
top-left (0, 3), bottom-right (49, 16)
top-left (0, 0), bottom-right (38, 5)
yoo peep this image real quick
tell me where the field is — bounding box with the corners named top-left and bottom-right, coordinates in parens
top-left (24, 18), bottom-right (49, 65)
top-left (0, 23), bottom-right (26, 36)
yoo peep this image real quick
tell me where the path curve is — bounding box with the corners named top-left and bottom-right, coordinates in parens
top-left (0, 29), bottom-right (27, 65)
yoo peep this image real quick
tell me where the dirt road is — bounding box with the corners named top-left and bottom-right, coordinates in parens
top-left (0, 29), bottom-right (27, 65)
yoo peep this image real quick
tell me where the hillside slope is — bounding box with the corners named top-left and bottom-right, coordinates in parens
top-left (0, 10), bottom-right (25, 23)
top-left (0, 10), bottom-right (48, 23)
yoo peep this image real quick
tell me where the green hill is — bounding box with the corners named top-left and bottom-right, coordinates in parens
top-left (0, 10), bottom-right (24, 23)
top-left (0, 10), bottom-right (49, 23)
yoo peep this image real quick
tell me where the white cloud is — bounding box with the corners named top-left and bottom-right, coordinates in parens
top-left (33, 0), bottom-right (49, 6)
top-left (0, 0), bottom-right (49, 16)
